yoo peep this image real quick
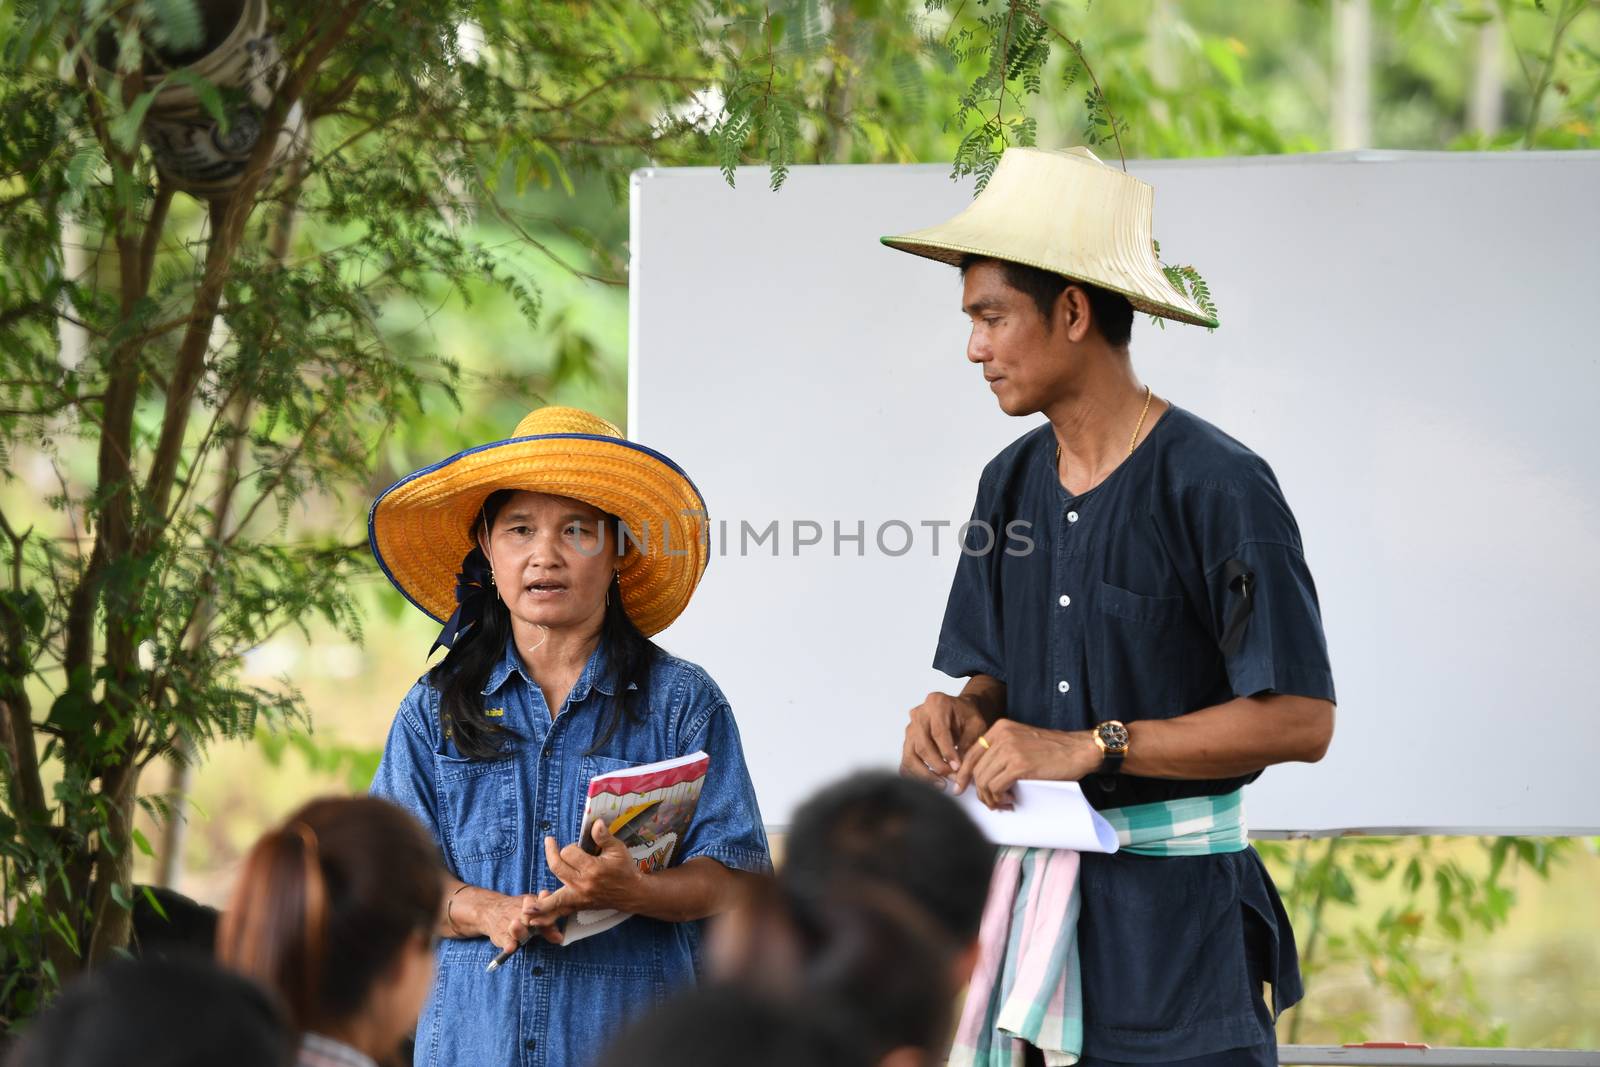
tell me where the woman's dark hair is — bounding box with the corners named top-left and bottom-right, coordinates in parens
top-left (960, 253), bottom-right (1134, 348)
top-left (215, 796), bottom-right (443, 1036)
top-left (428, 488), bottom-right (660, 760)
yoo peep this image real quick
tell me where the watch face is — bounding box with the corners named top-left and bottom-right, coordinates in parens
top-left (1098, 721), bottom-right (1130, 752)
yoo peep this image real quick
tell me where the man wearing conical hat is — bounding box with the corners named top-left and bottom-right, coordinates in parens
top-left (887, 148), bottom-right (1337, 1066)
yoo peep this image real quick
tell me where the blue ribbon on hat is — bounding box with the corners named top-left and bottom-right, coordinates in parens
top-left (431, 547), bottom-right (496, 657)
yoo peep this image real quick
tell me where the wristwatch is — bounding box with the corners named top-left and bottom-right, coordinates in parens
top-left (1092, 720), bottom-right (1130, 776)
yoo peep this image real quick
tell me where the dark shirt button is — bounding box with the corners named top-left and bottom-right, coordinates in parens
top-left (539, 820), bottom-right (552, 830)
top-left (532, 966), bottom-right (543, 976)
top-left (525, 1039), bottom-right (537, 1051)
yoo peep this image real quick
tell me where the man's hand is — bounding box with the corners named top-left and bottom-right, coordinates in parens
top-left (951, 719), bottom-right (1101, 809)
top-left (529, 818), bottom-right (645, 941)
top-left (901, 691), bottom-right (989, 784)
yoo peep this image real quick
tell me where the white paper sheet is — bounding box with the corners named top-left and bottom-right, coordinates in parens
top-left (951, 779), bottom-right (1120, 853)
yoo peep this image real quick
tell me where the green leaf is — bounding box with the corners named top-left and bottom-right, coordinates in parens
top-left (108, 89), bottom-right (159, 152)
top-left (1403, 856), bottom-right (1423, 893)
top-left (146, 0), bottom-right (205, 54)
top-left (47, 687), bottom-right (98, 734)
top-left (131, 827), bottom-right (154, 858)
top-left (164, 70), bottom-right (230, 132)
top-left (140, 884), bottom-right (170, 922)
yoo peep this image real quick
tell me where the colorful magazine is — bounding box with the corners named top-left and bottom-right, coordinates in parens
top-left (562, 750), bottom-right (710, 945)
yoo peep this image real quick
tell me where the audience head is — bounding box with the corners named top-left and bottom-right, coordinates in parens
top-left (216, 795), bottom-right (443, 1059)
top-left (131, 885), bottom-right (219, 961)
top-left (5, 956), bottom-right (291, 1067)
top-left (595, 984), bottom-right (872, 1067)
top-left (781, 770), bottom-right (994, 978)
top-left (699, 771), bottom-right (998, 1064)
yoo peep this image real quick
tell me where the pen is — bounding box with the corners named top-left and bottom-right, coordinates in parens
top-left (485, 942), bottom-right (518, 974)
top-left (487, 812), bottom-right (624, 972)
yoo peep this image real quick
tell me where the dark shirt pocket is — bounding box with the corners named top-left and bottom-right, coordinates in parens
top-left (436, 753), bottom-right (519, 863)
top-left (1093, 581), bottom-right (1186, 719)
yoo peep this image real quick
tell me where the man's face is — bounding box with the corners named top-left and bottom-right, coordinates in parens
top-left (961, 260), bottom-right (1066, 417)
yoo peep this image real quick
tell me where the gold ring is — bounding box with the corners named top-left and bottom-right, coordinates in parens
top-left (976, 735), bottom-right (990, 750)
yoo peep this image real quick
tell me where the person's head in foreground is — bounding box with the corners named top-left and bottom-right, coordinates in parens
top-left (709, 878), bottom-right (961, 1067)
top-left (4, 955), bottom-right (292, 1067)
top-left (780, 770), bottom-right (995, 986)
top-left (701, 771), bottom-right (994, 1066)
top-left (595, 984), bottom-right (873, 1067)
top-left (216, 795), bottom-right (443, 1065)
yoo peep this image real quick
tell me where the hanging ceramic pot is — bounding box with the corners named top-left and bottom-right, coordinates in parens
top-left (91, 0), bottom-right (308, 197)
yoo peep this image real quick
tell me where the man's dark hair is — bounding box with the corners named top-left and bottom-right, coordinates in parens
top-left (781, 770), bottom-right (995, 944)
top-left (595, 986), bottom-right (871, 1067)
top-left (960, 253), bottom-right (1134, 348)
top-left (5, 956), bottom-right (292, 1067)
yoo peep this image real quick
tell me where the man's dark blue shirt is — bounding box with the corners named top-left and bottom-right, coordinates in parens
top-left (936, 403), bottom-right (1336, 1058)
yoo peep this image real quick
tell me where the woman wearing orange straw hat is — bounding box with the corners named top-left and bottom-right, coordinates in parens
top-left (368, 406), bottom-right (770, 1067)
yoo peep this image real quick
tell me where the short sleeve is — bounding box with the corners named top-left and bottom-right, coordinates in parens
top-left (1189, 462), bottom-right (1337, 704)
top-left (933, 483), bottom-right (1007, 682)
top-left (369, 681), bottom-right (443, 839)
top-left (675, 702), bottom-right (772, 875)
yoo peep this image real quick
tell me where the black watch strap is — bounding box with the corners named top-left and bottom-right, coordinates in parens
top-left (1099, 749), bottom-right (1125, 776)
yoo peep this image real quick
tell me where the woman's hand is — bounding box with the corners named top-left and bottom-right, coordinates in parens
top-left (529, 818), bottom-right (645, 935)
top-left (469, 888), bottom-right (545, 954)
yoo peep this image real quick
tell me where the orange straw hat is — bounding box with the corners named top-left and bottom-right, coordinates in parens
top-left (369, 407), bottom-right (708, 639)
top-left (881, 146), bottom-right (1216, 328)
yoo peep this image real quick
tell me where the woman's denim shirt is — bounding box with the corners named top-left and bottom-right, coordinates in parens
top-left (371, 634), bottom-right (771, 1067)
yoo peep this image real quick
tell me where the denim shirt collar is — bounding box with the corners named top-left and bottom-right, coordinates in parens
top-left (481, 632), bottom-right (624, 700)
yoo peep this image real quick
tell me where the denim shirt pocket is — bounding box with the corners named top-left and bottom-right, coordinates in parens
top-left (1093, 580), bottom-right (1187, 719)
top-left (435, 751), bottom-right (519, 865)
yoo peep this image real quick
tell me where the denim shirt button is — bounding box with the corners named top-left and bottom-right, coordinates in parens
top-left (539, 819), bottom-right (552, 831)
top-left (532, 966), bottom-right (544, 976)
top-left (525, 1039), bottom-right (537, 1051)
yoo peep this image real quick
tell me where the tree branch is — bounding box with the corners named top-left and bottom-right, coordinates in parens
top-left (0, 506), bottom-right (47, 825)
top-left (140, 2), bottom-right (365, 549)
top-left (1041, 15), bottom-right (1127, 171)
top-left (1521, 0), bottom-right (1587, 148)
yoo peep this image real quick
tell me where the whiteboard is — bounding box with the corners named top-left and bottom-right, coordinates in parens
top-left (628, 151), bottom-right (1600, 835)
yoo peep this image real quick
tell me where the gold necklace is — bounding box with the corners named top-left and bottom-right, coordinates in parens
top-left (1055, 385), bottom-right (1155, 472)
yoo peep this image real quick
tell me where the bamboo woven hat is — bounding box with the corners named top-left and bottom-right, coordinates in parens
top-left (369, 406), bottom-right (708, 639)
top-left (881, 146), bottom-right (1216, 328)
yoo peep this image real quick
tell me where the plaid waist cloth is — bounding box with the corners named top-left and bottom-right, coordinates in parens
top-left (947, 789), bottom-right (1248, 1067)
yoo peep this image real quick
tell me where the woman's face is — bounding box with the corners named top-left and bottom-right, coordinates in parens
top-left (374, 930), bottom-right (437, 1058)
top-left (478, 490), bottom-right (619, 635)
